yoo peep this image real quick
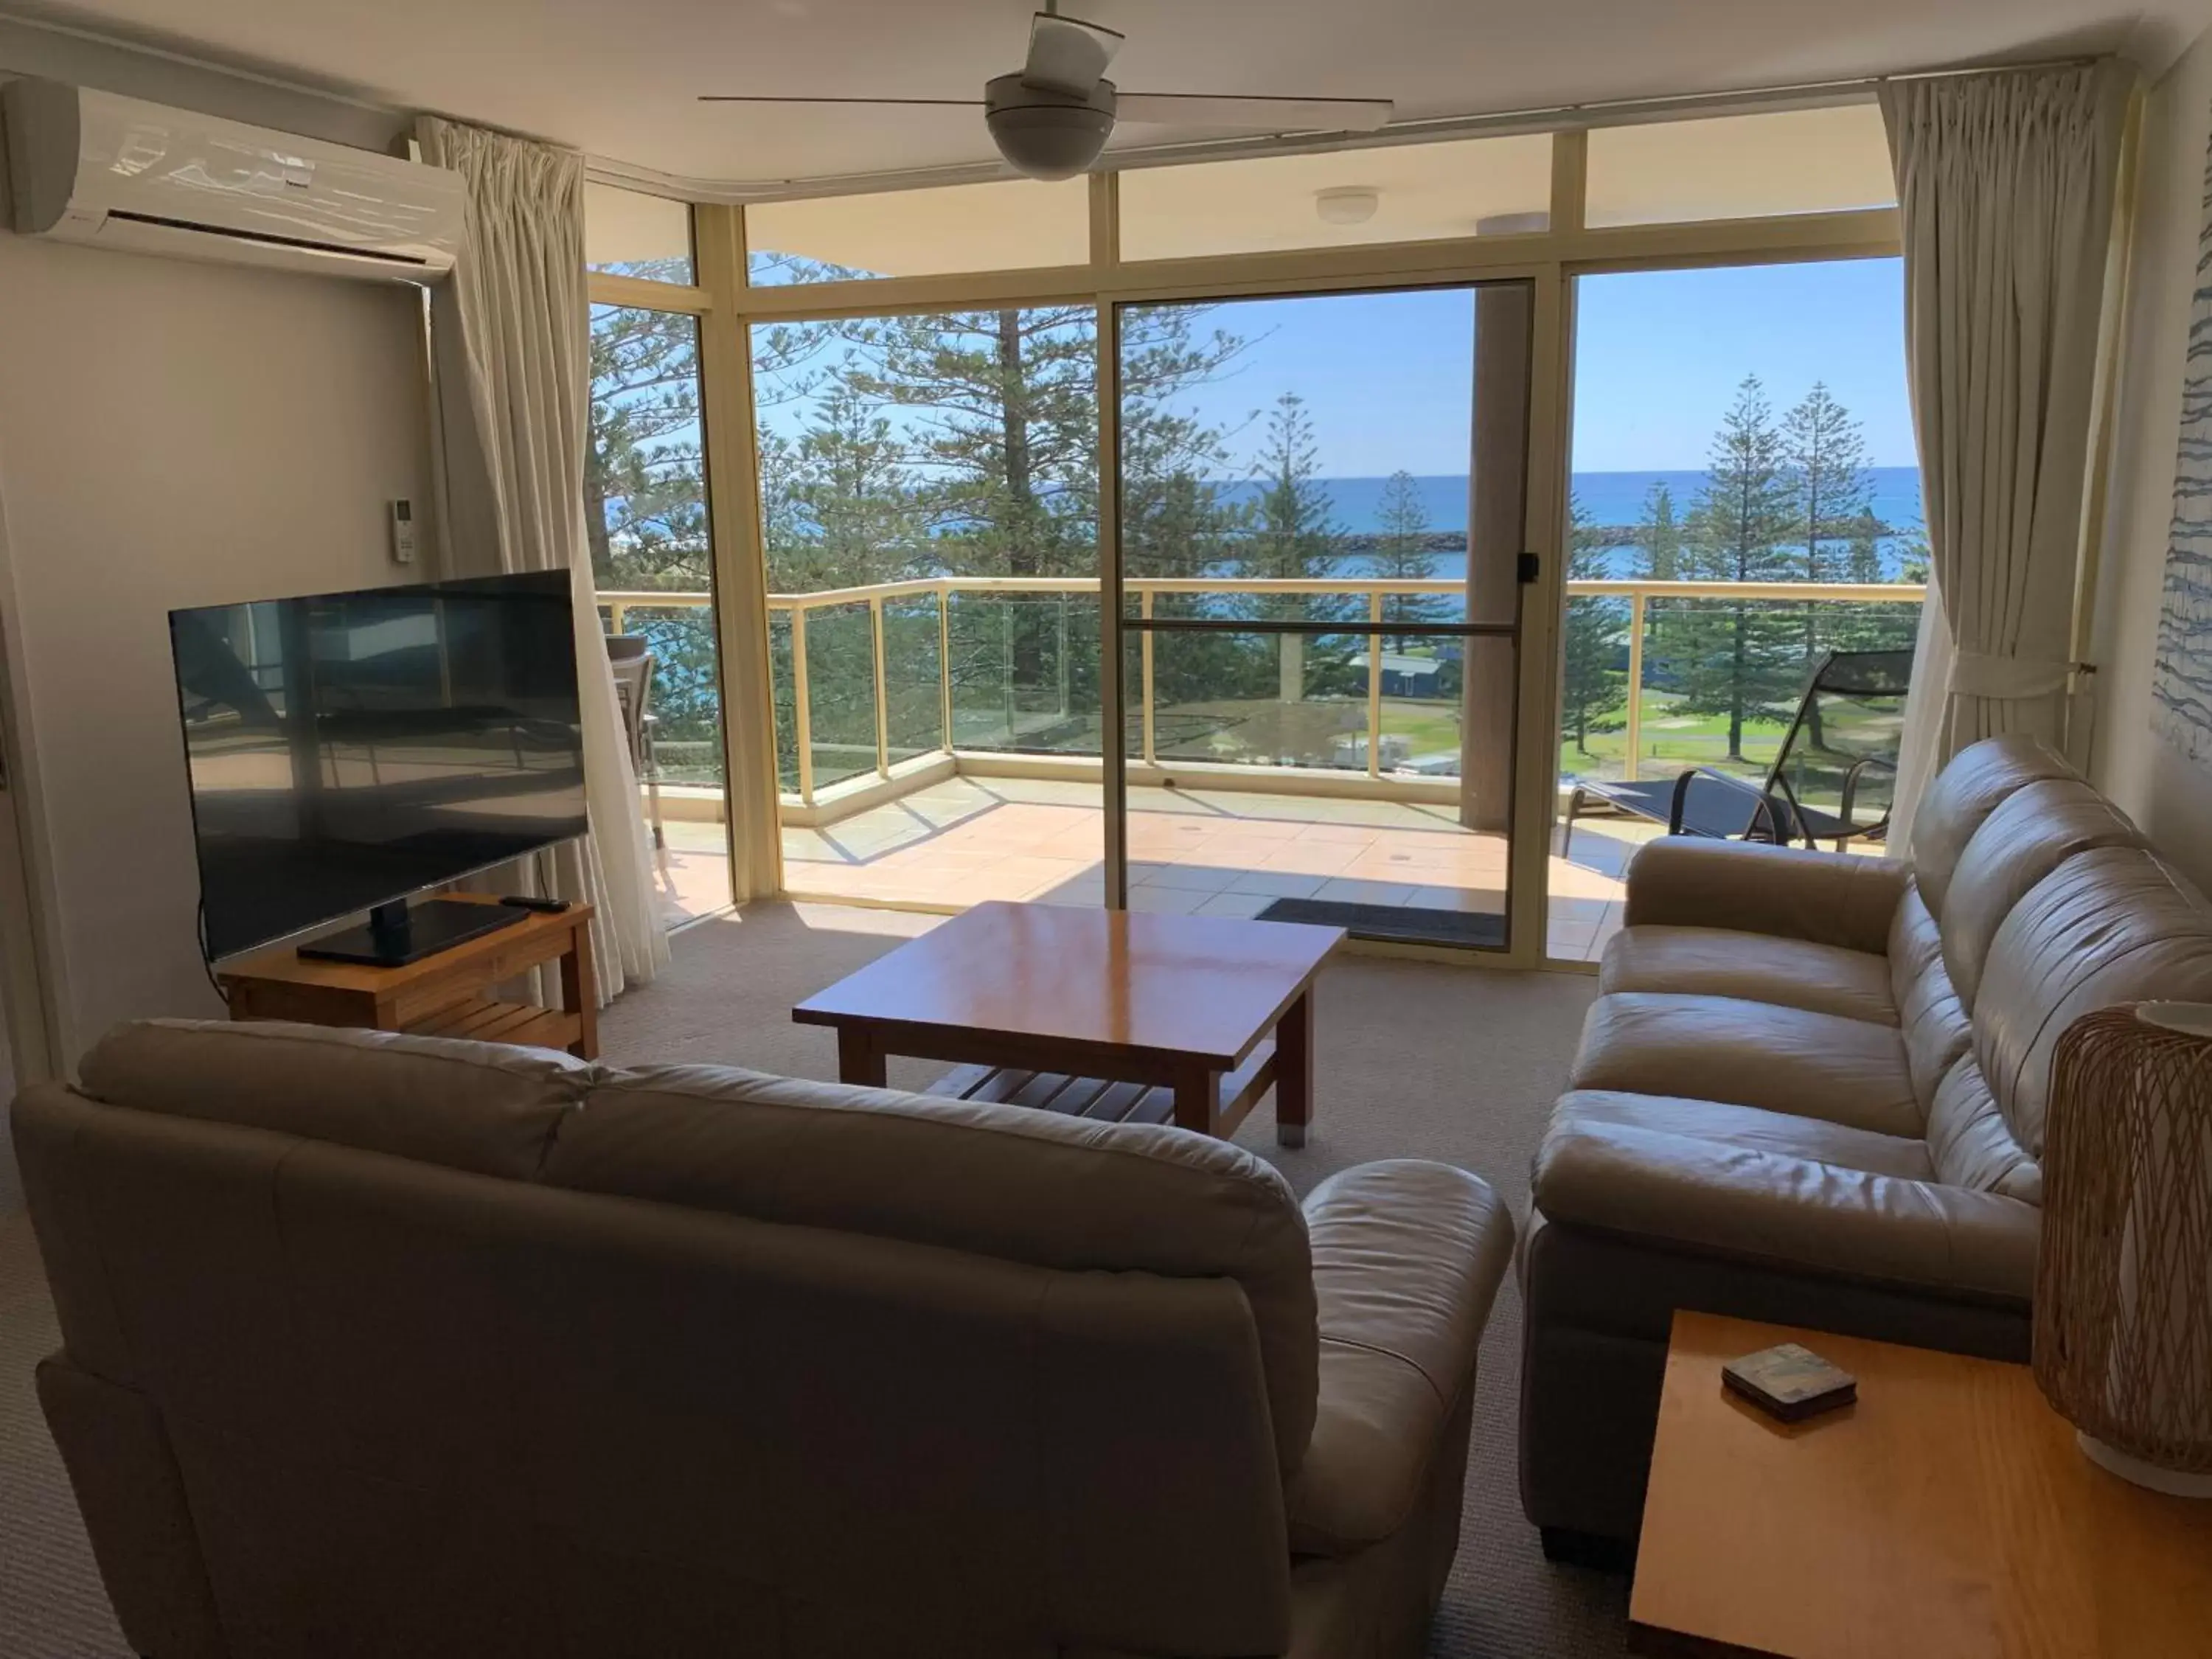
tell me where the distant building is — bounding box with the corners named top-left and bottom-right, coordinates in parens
top-left (1349, 650), bottom-right (1445, 699)
top-left (1331, 731), bottom-right (1413, 770)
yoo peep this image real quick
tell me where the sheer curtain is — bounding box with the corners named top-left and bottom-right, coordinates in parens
top-left (417, 116), bottom-right (669, 1001)
top-left (1879, 63), bottom-right (2130, 852)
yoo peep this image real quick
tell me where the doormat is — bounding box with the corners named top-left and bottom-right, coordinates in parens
top-left (1256, 898), bottom-right (1507, 949)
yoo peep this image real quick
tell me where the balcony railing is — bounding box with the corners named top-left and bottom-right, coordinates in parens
top-left (599, 578), bottom-right (1926, 808)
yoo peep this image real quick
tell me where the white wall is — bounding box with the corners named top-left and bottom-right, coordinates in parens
top-left (2090, 27), bottom-right (2212, 892)
top-left (0, 15), bottom-right (408, 152)
top-left (0, 234), bottom-right (431, 1055)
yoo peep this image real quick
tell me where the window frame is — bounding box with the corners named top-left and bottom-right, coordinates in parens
top-left (585, 110), bottom-right (1909, 965)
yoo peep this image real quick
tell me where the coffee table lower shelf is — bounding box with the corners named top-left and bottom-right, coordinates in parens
top-left (928, 1037), bottom-right (1280, 1138)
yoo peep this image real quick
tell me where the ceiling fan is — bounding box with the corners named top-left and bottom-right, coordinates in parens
top-left (700, 3), bottom-right (1394, 181)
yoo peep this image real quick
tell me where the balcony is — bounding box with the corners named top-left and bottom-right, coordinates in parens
top-left (602, 577), bottom-right (1922, 960)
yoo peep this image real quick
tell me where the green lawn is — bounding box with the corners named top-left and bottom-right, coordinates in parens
top-left (1377, 690), bottom-right (1791, 784)
top-left (1560, 695), bottom-right (1792, 785)
top-left (1378, 703), bottom-right (1463, 757)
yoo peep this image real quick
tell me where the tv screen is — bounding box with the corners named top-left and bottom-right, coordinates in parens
top-left (170, 571), bottom-right (589, 960)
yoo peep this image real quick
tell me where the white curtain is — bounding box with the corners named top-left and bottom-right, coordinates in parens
top-left (1879, 63), bottom-right (2130, 852)
top-left (1887, 571), bottom-right (1954, 857)
top-left (417, 116), bottom-right (669, 1002)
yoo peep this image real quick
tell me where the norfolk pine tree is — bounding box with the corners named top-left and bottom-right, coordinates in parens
top-left (1246, 394), bottom-right (1352, 710)
top-left (1677, 376), bottom-right (1801, 762)
top-left (1560, 495), bottom-right (1628, 758)
top-left (751, 282), bottom-right (1250, 750)
top-left (585, 294), bottom-right (721, 767)
top-left (1636, 481), bottom-right (1683, 580)
top-left (1782, 382), bottom-right (1875, 669)
top-left (1372, 470), bottom-right (1447, 634)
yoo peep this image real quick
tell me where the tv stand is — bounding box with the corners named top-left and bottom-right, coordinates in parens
top-left (299, 897), bottom-right (528, 967)
top-left (217, 893), bottom-right (597, 1059)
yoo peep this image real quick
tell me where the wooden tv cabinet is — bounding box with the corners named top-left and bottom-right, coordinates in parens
top-left (217, 893), bottom-right (598, 1059)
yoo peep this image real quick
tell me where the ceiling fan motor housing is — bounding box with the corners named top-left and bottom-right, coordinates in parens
top-left (984, 72), bottom-right (1116, 179)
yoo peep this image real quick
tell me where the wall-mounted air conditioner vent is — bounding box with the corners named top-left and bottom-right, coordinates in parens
top-left (1, 77), bottom-right (463, 283)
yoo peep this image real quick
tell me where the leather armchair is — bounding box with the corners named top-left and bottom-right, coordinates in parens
top-left (17, 1019), bottom-right (1514, 1659)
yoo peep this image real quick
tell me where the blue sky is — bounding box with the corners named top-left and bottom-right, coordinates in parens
top-left (1144, 257), bottom-right (1916, 476)
top-left (740, 255), bottom-right (1916, 479)
top-left (1572, 260), bottom-right (1916, 470)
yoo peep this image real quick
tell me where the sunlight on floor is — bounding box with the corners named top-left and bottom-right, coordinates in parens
top-left (784, 773), bottom-right (1504, 919)
top-left (652, 820), bottom-right (734, 928)
top-left (650, 779), bottom-right (1657, 963)
top-left (1545, 815), bottom-right (1660, 963)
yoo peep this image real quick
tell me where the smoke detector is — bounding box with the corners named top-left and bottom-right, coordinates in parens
top-left (1315, 186), bottom-right (1381, 226)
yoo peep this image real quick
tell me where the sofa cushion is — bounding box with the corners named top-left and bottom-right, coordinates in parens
top-left (1571, 992), bottom-right (1922, 1138)
top-left (1599, 926), bottom-right (1898, 1026)
top-left (1924, 1058), bottom-right (2041, 1203)
top-left (1938, 779), bottom-right (2146, 1013)
top-left (549, 1063), bottom-right (1318, 1475)
top-left (76, 1019), bottom-right (590, 1180)
top-left (1908, 734), bottom-right (2078, 922)
top-left (1887, 887), bottom-right (1974, 1111)
top-left (1975, 846), bottom-right (2212, 1158)
top-left (1618, 838), bottom-right (1909, 957)
top-left (1530, 1115), bottom-right (2040, 1302)
top-left (1553, 1091), bottom-right (1935, 1180)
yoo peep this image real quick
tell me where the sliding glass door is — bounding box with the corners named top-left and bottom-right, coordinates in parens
top-left (1110, 280), bottom-right (1534, 950)
top-left (748, 299), bottom-right (1109, 910)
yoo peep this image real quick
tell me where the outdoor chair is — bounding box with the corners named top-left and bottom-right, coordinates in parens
top-left (606, 639), bottom-right (666, 851)
top-left (1559, 647), bottom-right (1913, 860)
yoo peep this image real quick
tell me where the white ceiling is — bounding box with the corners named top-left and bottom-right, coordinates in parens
top-left (0, 0), bottom-right (2195, 188)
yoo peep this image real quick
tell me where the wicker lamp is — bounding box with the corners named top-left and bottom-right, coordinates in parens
top-left (2035, 1003), bottom-right (2212, 1498)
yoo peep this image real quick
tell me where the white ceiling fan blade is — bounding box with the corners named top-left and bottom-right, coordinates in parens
top-left (1023, 11), bottom-right (1124, 97)
top-left (1114, 92), bottom-right (1393, 133)
top-left (698, 95), bottom-right (981, 106)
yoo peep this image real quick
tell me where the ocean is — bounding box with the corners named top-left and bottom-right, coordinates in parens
top-left (1203, 467), bottom-right (1927, 581)
top-left (1208, 468), bottom-right (1927, 534)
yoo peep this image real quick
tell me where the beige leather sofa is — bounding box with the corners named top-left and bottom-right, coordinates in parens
top-left (17, 1018), bottom-right (1513, 1659)
top-left (1519, 734), bottom-right (2212, 1555)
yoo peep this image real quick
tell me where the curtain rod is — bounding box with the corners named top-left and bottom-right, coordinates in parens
top-left (591, 52), bottom-right (2107, 206)
top-left (1377, 52), bottom-right (2103, 136)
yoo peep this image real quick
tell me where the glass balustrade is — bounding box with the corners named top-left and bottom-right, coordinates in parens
top-left (602, 579), bottom-right (1924, 810)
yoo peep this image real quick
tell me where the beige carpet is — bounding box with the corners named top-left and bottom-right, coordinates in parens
top-left (0, 901), bottom-right (1625, 1657)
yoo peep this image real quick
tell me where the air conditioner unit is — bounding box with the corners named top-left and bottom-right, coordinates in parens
top-left (1, 77), bottom-right (462, 282)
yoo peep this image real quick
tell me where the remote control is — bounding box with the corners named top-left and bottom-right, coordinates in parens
top-left (499, 895), bottom-right (571, 914)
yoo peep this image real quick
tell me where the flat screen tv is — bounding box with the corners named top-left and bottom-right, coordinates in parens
top-left (170, 570), bottom-right (589, 965)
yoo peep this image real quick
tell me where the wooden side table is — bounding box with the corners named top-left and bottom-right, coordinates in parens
top-left (1630, 1310), bottom-right (2212, 1658)
top-left (217, 894), bottom-right (598, 1060)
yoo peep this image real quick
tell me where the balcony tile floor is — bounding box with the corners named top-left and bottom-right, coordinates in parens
top-left (667, 773), bottom-right (1663, 964)
top-left (652, 821), bottom-right (734, 928)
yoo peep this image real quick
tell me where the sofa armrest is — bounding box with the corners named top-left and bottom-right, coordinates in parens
top-left (1285, 1160), bottom-right (1514, 1558)
top-left (1621, 838), bottom-right (1911, 957)
top-left (1531, 1118), bottom-right (2037, 1304)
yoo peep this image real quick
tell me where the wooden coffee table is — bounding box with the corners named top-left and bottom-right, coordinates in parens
top-left (792, 901), bottom-right (1344, 1143)
top-left (1630, 1310), bottom-right (2212, 1658)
